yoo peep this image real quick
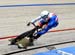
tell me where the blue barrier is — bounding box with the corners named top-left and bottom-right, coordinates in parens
top-left (34, 46), bottom-right (75, 55)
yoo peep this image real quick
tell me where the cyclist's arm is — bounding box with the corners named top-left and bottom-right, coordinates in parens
top-left (31, 16), bottom-right (41, 23)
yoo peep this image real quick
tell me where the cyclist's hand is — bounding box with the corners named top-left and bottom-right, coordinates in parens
top-left (27, 22), bottom-right (31, 26)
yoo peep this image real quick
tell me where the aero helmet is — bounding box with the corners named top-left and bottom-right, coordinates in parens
top-left (40, 10), bottom-right (49, 19)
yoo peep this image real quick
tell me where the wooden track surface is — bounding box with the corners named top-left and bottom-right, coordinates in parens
top-left (0, 0), bottom-right (75, 55)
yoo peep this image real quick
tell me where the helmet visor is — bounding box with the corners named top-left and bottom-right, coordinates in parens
top-left (41, 15), bottom-right (48, 19)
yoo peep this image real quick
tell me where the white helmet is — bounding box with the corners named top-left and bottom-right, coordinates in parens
top-left (40, 10), bottom-right (49, 19)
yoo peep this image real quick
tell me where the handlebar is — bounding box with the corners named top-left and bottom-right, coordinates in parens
top-left (31, 23), bottom-right (39, 32)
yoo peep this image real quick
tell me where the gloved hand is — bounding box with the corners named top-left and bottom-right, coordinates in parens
top-left (27, 22), bottom-right (31, 26)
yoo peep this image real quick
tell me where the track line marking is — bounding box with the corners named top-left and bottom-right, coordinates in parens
top-left (3, 40), bottom-right (75, 55)
top-left (0, 3), bottom-right (75, 8)
top-left (0, 28), bottom-right (75, 40)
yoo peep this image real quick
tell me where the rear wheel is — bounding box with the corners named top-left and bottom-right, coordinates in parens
top-left (16, 37), bottom-right (30, 49)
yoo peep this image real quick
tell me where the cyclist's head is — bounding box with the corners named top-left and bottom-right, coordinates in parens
top-left (40, 10), bottom-right (49, 20)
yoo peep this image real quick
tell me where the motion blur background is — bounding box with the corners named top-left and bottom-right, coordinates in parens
top-left (0, 0), bottom-right (75, 55)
